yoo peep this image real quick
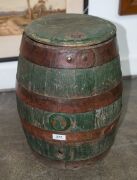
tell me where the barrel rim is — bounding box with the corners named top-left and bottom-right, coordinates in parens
top-left (20, 34), bottom-right (119, 69)
top-left (24, 14), bottom-right (116, 47)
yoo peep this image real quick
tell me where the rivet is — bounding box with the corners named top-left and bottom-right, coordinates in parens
top-left (66, 56), bottom-right (72, 63)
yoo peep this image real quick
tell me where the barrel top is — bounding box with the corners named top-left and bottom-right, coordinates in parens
top-left (25, 14), bottom-right (116, 47)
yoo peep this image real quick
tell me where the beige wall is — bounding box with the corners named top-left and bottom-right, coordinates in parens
top-left (0, 0), bottom-right (27, 11)
top-left (0, 36), bottom-right (21, 58)
top-left (66, 0), bottom-right (83, 14)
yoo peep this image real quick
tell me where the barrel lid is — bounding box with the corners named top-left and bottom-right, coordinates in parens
top-left (25, 14), bottom-right (116, 47)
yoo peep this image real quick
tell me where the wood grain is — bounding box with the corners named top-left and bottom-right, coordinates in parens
top-left (16, 82), bottom-right (122, 113)
top-left (17, 96), bottom-right (122, 132)
top-left (16, 14), bottom-right (122, 164)
top-left (20, 34), bottom-right (118, 68)
top-left (24, 128), bottom-right (116, 161)
top-left (21, 117), bottom-right (119, 144)
top-left (17, 57), bottom-right (122, 98)
top-left (119, 0), bottom-right (137, 15)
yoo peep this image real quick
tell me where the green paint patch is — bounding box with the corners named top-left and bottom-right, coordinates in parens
top-left (17, 57), bottom-right (122, 98)
top-left (25, 14), bottom-right (116, 46)
top-left (24, 129), bottom-right (116, 161)
top-left (17, 96), bottom-right (122, 132)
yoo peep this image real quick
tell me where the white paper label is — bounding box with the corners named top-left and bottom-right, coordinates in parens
top-left (52, 134), bottom-right (66, 141)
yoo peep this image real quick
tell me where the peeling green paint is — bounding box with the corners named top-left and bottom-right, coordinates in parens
top-left (24, 129), bottom-right (116, 161)
top-left (25, 14), bottom-right (116, 46)
top-left (17, 13), bottom-right (122, 163)
top-left (17, 57), bottom-right (122, 98)
top-left (17, 96), bottom-right (122, 132)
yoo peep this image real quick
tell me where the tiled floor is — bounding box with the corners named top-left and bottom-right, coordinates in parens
top-left (0, 78), bottom-right (137, 180)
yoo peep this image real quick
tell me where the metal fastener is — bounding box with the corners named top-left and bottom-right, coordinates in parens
top-left (66, 56), bottom-right (72, 63)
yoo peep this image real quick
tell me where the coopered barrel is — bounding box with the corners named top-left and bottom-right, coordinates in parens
top-left (16, 14), bottom-right (122, 169)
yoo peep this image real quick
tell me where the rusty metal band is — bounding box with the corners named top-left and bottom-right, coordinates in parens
top-left (16, 81), bottom-right (122, 113)
top-left (20, 34), bottom-right (119, 68)
top-left (21, 117), bottom-right (119, 144)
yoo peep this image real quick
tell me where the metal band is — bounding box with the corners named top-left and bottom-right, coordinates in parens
top-left (17, 96), bottom-right (122, 132)
top-left (25, 127), bottom-right (116, 161)
top-left (16, 82), bottom-right (122, 113)
top-left (21, 117), bottom-right (119, 144)
top-left (20, 34), bottom-right (118, 68)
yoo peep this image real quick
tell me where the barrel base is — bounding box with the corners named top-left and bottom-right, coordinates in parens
top-left (31, 148), bottom-right (110, 170)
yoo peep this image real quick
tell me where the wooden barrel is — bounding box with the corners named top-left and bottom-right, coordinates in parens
top-left (16, 14), bottom-right (122, 169)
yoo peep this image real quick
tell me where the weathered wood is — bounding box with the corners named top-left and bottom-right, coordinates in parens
top-left (17, 96), bottom-right (122, 132)
top-left (17, 57), bottom-right (122, 98)
top-left (20, 34), bottom-right (118, 68)
top-left (21, 117), bottom-right (119, 143)
top-left (32, 147), bottom-right (110, 169)
top-left (16, 82), bottom-right (122, 113)
top-left (24, 128), bottom-right (116, 161)
top-left (25, 14), bottom-right (116, 46)
top-left (16, 14), bottom-right (123, 167)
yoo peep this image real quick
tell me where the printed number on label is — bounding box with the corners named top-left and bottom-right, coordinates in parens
top-left (52, 134), bottom-right (66, 141)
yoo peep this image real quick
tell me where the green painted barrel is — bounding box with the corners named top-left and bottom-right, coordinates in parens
top-left (16, 14), bottom-right (122, 169)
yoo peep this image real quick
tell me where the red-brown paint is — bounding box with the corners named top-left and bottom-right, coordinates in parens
top-left (16, 81), bottom-right (122, 113)
top-left (20, 34), bottom-right (118, 68)
top-left (21, 117), bottom-right (119, 144)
